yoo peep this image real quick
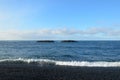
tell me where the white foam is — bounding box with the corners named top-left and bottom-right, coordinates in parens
top-left (0, 58), bottom-right (55, 64)
top-left (55, 61), bottom-right (120, 67)
top-left (0, 58), bottom-right (120, 67)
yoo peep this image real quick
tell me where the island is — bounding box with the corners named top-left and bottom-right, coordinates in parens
top-left (61, 40), bottom-right (78, 42)
top-left (36, 40), bottom-right (55, 42)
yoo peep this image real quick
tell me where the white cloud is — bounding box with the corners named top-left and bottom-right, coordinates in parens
top-left (0, 27), bottom-right (120, 40)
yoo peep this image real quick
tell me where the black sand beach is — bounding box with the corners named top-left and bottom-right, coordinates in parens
top-left (0, 64), bottom-right (120, 80)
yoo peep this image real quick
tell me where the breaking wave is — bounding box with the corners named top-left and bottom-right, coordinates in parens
top-left (0, 58), bottom-right (120, 67)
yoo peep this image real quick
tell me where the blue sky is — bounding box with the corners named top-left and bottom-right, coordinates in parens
top-left (0, 0), bottom-right (120, 40)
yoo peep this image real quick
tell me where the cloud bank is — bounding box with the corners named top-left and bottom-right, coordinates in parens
top-left (0, 27), bottom-right (120, 40)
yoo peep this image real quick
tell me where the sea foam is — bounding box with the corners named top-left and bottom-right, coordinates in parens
top-left (0, 58), bottom-right (120, 67)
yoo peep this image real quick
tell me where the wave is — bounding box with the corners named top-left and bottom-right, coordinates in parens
top-left (0, 58), bottom-right (120, 67)
top-left (56, 61), bottom-right (120, 67)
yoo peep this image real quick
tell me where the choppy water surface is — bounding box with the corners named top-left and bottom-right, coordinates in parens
top-left (0, 41), bottom-right (120, 67)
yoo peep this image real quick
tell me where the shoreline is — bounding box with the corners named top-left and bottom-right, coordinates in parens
top-left (0, 64), bottom-right (119, 80)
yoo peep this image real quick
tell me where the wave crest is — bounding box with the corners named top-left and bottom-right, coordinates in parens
top-left (0, 58), bottom-right (120, 67)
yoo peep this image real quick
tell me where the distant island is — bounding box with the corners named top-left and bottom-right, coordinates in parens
top-left (37, 40), bottom-right (78, 43)
top-left (61, 40), bottom-right (78, 42)
top-left (37, 40), bottom-right (55, 42)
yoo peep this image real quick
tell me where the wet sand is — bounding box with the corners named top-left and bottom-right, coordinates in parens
top-left (0, 64), bottom-right (120, 80)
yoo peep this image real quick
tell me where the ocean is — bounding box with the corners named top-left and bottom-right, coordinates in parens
top-left (0, 41), bottom-right (120, 67)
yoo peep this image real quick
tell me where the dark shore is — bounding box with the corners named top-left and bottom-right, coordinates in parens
top-left (0, 64), bottom-right (120, 80)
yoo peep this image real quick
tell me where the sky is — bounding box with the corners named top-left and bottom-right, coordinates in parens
top-left (0, 0), bottom-right (120, 40)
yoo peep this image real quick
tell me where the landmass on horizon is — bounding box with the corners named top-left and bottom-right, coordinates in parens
top-left (36, 40), bottom-right (78, 42)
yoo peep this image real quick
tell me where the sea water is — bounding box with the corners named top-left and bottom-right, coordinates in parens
top-left (0, 41), bottom-right (120, 67)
